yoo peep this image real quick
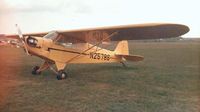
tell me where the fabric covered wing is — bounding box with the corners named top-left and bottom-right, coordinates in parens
top-left (58, 23), bottom-right (189, 42)
top-left (5, 23), bottom-right (189, 42)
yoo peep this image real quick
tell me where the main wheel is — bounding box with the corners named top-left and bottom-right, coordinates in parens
top-left (57, 70), bottom-right (68, 80)
top-left (32, 66), bottom-right (41, 75)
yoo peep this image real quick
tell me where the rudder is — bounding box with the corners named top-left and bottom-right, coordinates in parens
top-left (114, 40), bottom-right (144, 62)
top-left (114, 40), bottom-right (129, 55)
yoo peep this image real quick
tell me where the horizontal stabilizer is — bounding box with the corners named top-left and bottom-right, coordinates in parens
top-left (116, 54), bottom-right (144, 62)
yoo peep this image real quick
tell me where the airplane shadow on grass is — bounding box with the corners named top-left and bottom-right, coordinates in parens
top-left (19, 62), bottom-right (143, 82)
top-left (68, 63), bottom-right (141, 79)
top-left (70, 63), bottom-right (139, 73)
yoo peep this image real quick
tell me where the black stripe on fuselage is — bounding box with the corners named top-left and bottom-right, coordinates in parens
top-left (48, 48), bottom-right (88, 55)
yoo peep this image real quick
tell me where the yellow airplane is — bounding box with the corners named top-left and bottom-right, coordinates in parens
top-left (5, 23), bottom-right (189, 80)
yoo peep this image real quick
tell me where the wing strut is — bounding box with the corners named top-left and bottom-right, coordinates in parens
top-left (66, 32), bottom-right (118, 64)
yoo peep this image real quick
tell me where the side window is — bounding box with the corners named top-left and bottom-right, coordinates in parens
top-left (43, 31), bottom-right (59, 40)
top-left (55, 36), bottom-right (73, 48)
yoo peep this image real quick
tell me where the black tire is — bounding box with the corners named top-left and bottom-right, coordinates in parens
top-left (57, 70), bottom-right (67, 80)
top-left (32, 66), bottom-right (41, 75)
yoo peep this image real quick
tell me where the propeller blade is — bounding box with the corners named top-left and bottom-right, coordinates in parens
top-left (15, 24), bottom-right (23, 39)
top-left (15, 24), bottom-right (29, 55)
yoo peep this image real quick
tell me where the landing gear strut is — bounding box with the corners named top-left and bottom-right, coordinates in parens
top-left (56, 70), bottom-right (68, 80)
top-left (32, 66), bottom-right (41, 75)
top-left (31, 61), bottom-right (68, 80)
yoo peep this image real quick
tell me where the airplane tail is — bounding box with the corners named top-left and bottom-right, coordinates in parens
top-left (114, 40), bottom-right (144, 62)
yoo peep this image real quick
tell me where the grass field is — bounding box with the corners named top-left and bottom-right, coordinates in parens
top-left (0, 41), bottom-right (199, 112)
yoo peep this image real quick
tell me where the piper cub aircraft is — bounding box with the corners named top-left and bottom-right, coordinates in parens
top-left (5, 23), bottom-right (189, 80)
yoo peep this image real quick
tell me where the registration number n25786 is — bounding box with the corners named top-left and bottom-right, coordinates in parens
top-left (89, 52), bottom-right (110, 61)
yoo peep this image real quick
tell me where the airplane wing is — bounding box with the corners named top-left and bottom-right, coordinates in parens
top-left (58, 23), bottom-right (189, 42)
top-left (5, 23), bottom-right (189, 42)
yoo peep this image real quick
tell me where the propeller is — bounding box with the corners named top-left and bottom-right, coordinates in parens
top-left (15, 24), bottom-right (29, 55)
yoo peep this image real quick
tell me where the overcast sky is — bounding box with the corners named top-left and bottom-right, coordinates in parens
top-left (0, 0), bottom-right (199, 37)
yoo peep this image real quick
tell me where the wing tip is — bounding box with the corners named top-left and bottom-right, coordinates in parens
top-left (152, 23), bottom-right (190, 38)
top-left (144, 23), bottom-right (190, 37)
top-left (173, 24), bottom-right (190, 36)
top-left (181, 24), bottom-right (190, 35)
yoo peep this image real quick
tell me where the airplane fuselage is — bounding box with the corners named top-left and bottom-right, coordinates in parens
top-left (26, 36), bottom-right (122, 69)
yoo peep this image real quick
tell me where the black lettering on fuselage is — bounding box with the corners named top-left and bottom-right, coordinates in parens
top-left (90, 52), bottom-right (110, 61)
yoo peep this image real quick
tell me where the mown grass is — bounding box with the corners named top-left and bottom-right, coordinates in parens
top-left (0, 41), bottom-right (199, 112)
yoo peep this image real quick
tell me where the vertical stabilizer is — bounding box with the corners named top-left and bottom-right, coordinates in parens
top-left (114, 40), bottom-right (129, 55)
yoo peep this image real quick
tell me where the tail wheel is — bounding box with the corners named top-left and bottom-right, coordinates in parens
top-left (32, 66), bottom-right (41, 75)
top-left (57, 70), bottom-right (68, 80)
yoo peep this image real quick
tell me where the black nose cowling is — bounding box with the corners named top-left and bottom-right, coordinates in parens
top-left (27, 36), bottom-right (38, 47)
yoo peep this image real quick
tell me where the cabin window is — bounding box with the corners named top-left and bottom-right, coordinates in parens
top-left (43, 31), bottom-right (59, 40)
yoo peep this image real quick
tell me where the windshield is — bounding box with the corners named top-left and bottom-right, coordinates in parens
top-left (43, 31), bottom-right (59, 40)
